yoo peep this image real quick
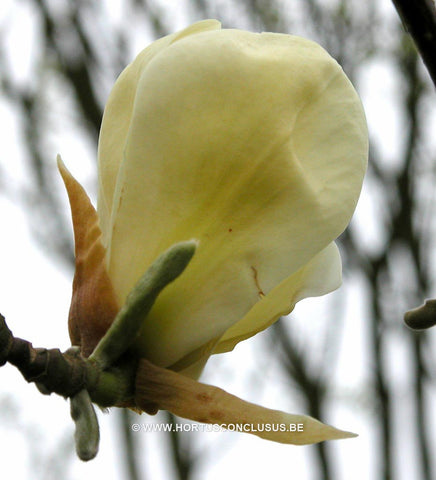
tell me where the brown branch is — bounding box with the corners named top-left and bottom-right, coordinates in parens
top-left (0, 313), bottom-right (91, 398)
top-left (392, 0), bottom-right (436, 88)
top-left (0, 313), bottom-right (134, 407)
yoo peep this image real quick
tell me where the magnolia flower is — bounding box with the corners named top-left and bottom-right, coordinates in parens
top-left (59, 19), bottom-right (367, 445)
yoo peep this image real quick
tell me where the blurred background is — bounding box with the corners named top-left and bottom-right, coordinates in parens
top-left (0, 0), bottom-right (435, 479)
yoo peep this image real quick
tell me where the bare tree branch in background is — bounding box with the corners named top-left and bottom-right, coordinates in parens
top-left (119, 409), bottom-right (143, 480)
top-left (271, 321), bottom-right (333, 480)
top-left (392, 0), bottom-right (436, 88)
top-left (342, 26), bottom-right (435, 480)
top-left (165, 412), bottom-right (194, 480)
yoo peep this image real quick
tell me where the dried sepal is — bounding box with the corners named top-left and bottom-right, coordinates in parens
top-left (57, 156), bottom-right (119, 356)
top-left (135, 359), bottom-right (356, 445)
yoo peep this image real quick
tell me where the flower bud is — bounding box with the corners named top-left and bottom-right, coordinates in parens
top-left (60, 20), bottom-right (367, 445)
top-left (96, 20), bottom-right (367, 372)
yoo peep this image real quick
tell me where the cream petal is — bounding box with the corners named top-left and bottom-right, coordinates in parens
top-left (102, 29), bottom-right (367, 367)
top-left (97, 20), bottom-right (221, 245)
top-left (174, 242), bottom-right (341, 379)
top-left (135, 359), bottom-right (357, 445)
top-left (214, 241), bottom-right (342, 354)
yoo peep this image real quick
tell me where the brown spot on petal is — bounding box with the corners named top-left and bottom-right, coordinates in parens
top-left (58, 157), bottom-right (119, 356)
top-left (209, 410), bottom-right (225, 422)
top-left (251, 266), bottom-right (265, 298)
top-left (196, 393), bottom-right (212, 403)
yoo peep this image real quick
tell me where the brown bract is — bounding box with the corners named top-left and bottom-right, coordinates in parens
top-left (135, 359), bottom-right (356, 445)
top-left (58, 157), bottom-right (119, 357)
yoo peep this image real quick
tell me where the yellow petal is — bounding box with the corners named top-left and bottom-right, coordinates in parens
top-left (135, 359), bottom-right (356, 445)
top-left (97, 20), bottom-right (221, 245)
top-left (172, 242), bottom-right (340, 378)
top-left (99, 27), bottom-right (367, 367)
top-left (215, 241), bottom-right (341, 354)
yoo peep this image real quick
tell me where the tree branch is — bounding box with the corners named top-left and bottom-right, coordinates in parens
top-left (392, 0), bottom-right (436, 88)
top-left (0, 313), bottom-right (90, 398)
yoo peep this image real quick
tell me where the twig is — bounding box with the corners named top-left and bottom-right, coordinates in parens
top-left (0, 240), bottom-right (198, 462)
top-left (0, 313), bottom-right (92, 398)
top-left (392, 0), bottom-right (436, 88)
